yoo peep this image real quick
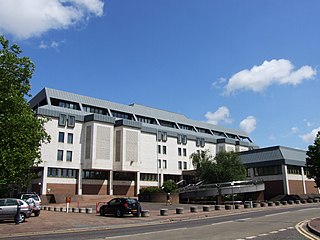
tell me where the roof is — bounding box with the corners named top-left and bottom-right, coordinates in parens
top-left (239, 146), bottom-right (307, 167)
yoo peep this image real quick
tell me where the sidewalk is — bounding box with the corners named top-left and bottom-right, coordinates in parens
top-left (1, 202), bottom-right (320, 239)
top-left (307, 218), bottom-right (320, 237)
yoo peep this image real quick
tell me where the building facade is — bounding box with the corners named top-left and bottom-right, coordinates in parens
top-left (29, 88), bottom-right (257, 196)
top-left (240, 146), bottom-right (319, 200)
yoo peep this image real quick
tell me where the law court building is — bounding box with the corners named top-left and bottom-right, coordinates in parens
top-left (29, 88), bottom-right (257, 196)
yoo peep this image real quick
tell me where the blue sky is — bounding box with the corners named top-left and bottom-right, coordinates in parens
top-left (0, 0), bottom-right (319, 150)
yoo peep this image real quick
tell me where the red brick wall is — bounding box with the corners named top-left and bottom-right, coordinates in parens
top-left (264, 180), bottom-right (284, 200)
top-left (113, 185), bottom-right (135, 196)
top-left (82, 184), bottom-right (107, 195)
top-left (288, 180), bottom-right (304, 195)
top-left (305, 180), bottom-right (319, 194)
top-left (47, 183), bottom-right (77, 195)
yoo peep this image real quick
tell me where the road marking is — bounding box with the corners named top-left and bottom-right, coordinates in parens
top-left (211, 220), bottom-right (234, 226)
top-left (264, 211), bottom-right (289, 217)
top-left (245, 236), bottom-right (257, 239)
top-left (236, 218), bottom-right (252, 222)
top-left (103, 227), bottom-right (188, 239)
top-left (295, 219), bottom-right (319, 240)
top-left (287, 226), bottom-right (294, 229)
top-left (258, 233), bottom-right (268, 236)
top-left (269, 230), bottom-right (278, 234)
top-left (278, 228), bottom-right (287, 232)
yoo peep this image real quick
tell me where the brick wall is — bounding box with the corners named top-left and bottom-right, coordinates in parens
top-left (264, 180), bottom-right (284, 200)
top-left (305, 181), bottom-right (319, 194)
top-left (47, 183), bottom-right (77, 195)
top-left (82, 184), bottom-right (107, 195)
top-left (288, 180), bottom-right (304, 195)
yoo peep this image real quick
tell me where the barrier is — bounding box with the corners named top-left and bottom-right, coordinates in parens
top-left (190, 206), bottom-right (198, 213)
top-left (160, 209), bottom-right (168, 216)
top-left (141, 210), bottom-right (150, 217)
top-left (176, 207), bottom-right (184, 214)
top-left (203, 205), bottom-right (210, 212)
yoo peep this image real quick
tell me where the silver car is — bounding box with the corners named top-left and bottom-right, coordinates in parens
top-left (21, 193), bottom-right (41, 216)
top-left (0, 198), bottom-right (31, 223)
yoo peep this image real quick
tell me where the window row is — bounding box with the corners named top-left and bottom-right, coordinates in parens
top-left (158, 145), bottom-right (167, 155)
top-left (83, 170), bottom-right (108, 180)
top-left (158, 159), bottom-right (167, 169)
top-left (57, 150), bottom-right (73, 162)
top-left (157, 131), bottom-right (167, 142)
top-left (140, 173), bottom-right (158, 181)
top-left (254, 165), bottom-right (282, 176)
top-left (47, 168), bottom-right (78, 178)
top-left (178, 148), bottom-right (187, 157)
top-left (196, 138), bottom-right (205, 147)
top-left (58, 132), bottom-right (74, 144)
top-left (287, 165), bottom-right (302, 175)
top-left (58, 114), bottom-right (75, 128)
top-left (178, 161), bottom-right (188, 170)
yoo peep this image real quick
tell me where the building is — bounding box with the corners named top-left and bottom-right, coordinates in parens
top-left (29, 88), bottom-right (257, 196)
top-left (240, 146), bottom-right (319, 200)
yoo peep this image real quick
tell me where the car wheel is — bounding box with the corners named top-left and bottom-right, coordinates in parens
top-left (34, 212), bottom-right (40, 217)
top-left (115, 209), bottom-right (122, 217)
top-left (99, 207), bottom-right (105, 216)
top-left (15, 213), bottom-right (25, 223)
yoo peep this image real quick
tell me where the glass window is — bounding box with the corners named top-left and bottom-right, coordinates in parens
top-left (177, 134), bottom-right (182, 144)
top-left (67, 133), bottom-right (73, 144)
top-left (183, 148), bottom-right (187, 157)
top-left (57, 150), bottom-right (63, 161)
top-left (163, 146), bottom-right (167, 155)
top-left (66, 151), bottom-right (72, 161)
top-left (58, 132), bottom-right (64, 143)
top-left (182, 135), bottom-right (187, 145)
top-left (162, 132), bottom-right (167, 142)
top-left (158, 145), bottom-right (161, 154)
top-left (158, 159), bottom-right (161, 169)
top-left (58, 114), bottom-right (67, 126)
top-left (67, 115), bottom-right (75, 128)
top-left (178, 148), bottom-right (182, 156)
top-left (178, 161), bottom-right (182, 170)
top-left (163, 160), bottom-right (167, 169)
top-left (183, 162), bottom-right (187, 170)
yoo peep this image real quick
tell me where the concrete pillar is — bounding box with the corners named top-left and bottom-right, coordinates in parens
top-left (282, 165), bottom-right (290, 194)
top-left (136, 172), bottom-right (140, 195)
top-left (77, 164), bottom-right (82, 195)
top-left (108, 170), bottom-right (113, 195)
top-left (42, 162), bottom-right (48, 195)
top-left (301, 166), bottom-right (307, 194)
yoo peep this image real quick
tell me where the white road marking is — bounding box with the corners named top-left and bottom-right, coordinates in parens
top-left (264, 211), bottom-right (289, 217)
top-left (258, 233), bottom-right (269, 236)
top-left (211, 220), bottom-right (234, 225)
top-left (245, 236), bottom-right (257, 239)
top-left (269, 230), bottom-right (278, 234)
top-left (236, 218), bottom-right (252, 222)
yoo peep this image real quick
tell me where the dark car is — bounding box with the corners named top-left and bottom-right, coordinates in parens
top-left (0, 198), bottom-right (31, 223)
top-left (99, 198), bottom-right (141, 217)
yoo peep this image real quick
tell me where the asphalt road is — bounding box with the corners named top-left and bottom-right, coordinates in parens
top-left (5, 205), bottom-right (320, 240)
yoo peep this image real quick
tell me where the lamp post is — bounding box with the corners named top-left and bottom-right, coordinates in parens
top-left (231, 181), bottom-right (234, 209)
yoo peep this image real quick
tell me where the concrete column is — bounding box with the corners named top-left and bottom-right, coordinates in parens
top-left (136, 172), bottom-right (140, 195)
top-left (42, 162), bottom-right (48, 195)
top-left (301, 166), bottom-right (306, 194)
top-left (282, 165), bottom-right (290, 194)
top-left (108, 170), bottom-right (113, 195)
top-left (77, 164), bottom-right (82, 195)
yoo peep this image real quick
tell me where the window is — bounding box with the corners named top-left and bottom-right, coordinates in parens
top-left (57, 150), bottom-right (63, 161)
top-left (67, 115), bottom-right (75, 128)
top-left (287, 165), bottom-right (302, 175)
top-left (183, 162), bottom-right (187, 170)
top-left (178, 148), bottom-right (182, 156)
top-left (58, 114), bottom-right (67, 126)
top-left (58, 132), bottom-right (64, 143)
top-left (158, 159), bottom-right (161, 169)
top-left (163, 146), bottom-right (167, 155)
top-left (254, 165), bottom-right (282, 176)
top-left (177, 134), bottom-right (182, 144)
top-left (66, 151), bottom-right (72, 162)
top-left (196, 138), bottom-right (205, 147)
top-left (163, 160), bottom-right (167, 169)
top-left (157, 131), bottom-right (168, 142)
top-left (178, 161), bottom-right (182, 170)
top-left (67, 133), bottom-right (73, 144)
top-left (83, 170), bottom-right (108, 180)
top-left (183, 148), bottom-right (187, 157)
top-left (140, 173), bottom-right (158, 181)
top-left (182, 135), bottom-right (187, 145)
top-left (158, 145), bottom-right (161, 154)
top-left (48, 168), bottom-right (77, 178)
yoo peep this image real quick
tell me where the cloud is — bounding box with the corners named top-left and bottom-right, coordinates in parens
top-left (205, 106), bottom-right (232, 125)
top-left (239, 116), bottom-right (256, 134)
top-left (300, 127), bottom-right (320, 143)
top-left (291, 127), bottom-right (299, 134)
top-left (224, 59), bottom-right (316, 95)
top-left (39, 40), bottom-right (63, 49)
top-left (0, 0), bottom-right (104, 39)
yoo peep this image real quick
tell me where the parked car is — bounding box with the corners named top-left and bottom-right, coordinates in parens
top-left (99, 198), bottom-right (141, 217)
top-left (0, 198), bottom-right (31, 223)
top-left (20, 193), bottom-right (41, 217)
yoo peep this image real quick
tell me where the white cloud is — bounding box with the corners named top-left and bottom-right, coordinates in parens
top-left (39, 40), bottom-right (62, 49)
top-left (239, 116), bottom-right (256, 134)
top-left (0, 0), bottom-right (104, 39)
top-left (224, 59), bottom-right (316, 95)
top-left (300, 127), bottom-right (320, 143)
top-left (205, 106), bottom-right (232, 125)
top-left (291, 127), bottom-right (299, 134)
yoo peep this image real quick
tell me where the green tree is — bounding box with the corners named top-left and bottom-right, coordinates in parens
top-left (306, 131), bottom-right (320, 188)
top-left (191, 150), bottom-right (246, 184)
top-left (162, 180), bottom-right (177, 193)
top-left (0, 35), bottom-right (50, 196)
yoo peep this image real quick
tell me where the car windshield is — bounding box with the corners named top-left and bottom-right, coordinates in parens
top-left (22, 194), bottom-right (39, 201)
top-left (126, 198), bottom-right (138, 204)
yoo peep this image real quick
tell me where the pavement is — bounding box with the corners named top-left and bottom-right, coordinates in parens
top-left (1, 200), bottom-right (320, 239)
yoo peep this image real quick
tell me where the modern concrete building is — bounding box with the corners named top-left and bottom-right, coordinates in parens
top-left (240, 146), bottom-right (319, 200)
top-left (29, 88), bottom-right (257, 197)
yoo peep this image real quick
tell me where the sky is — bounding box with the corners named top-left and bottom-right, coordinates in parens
top-left (0, 0), bottom-right (319, 150)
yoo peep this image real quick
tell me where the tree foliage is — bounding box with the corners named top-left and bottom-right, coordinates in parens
top-left (191, 150), bottom-right (246, 184)
top-left (0, 35), bottom-right (50, 196)
top-left (162, 180), bottom-right (177, 193)
top-left (306, 131), bottom-right (320, 188)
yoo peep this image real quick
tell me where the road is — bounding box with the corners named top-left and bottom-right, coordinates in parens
top-left (5, 205), bottom-right (320, 240)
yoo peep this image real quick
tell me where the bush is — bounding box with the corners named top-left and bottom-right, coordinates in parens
top-left (162, 180), bottom-right (177, 193)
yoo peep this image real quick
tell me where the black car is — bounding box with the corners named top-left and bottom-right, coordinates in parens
top-left (99, 198), bottom-right (141, 217)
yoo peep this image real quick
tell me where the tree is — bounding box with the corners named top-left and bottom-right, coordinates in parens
top-left (306, 131), bottom-right (320, 188)
top-left (0, 35), bottom-right (50, 196)
top-left (162, 180), bottom-right (177, 193)
top-left (191, 150), bottom-right (246, 184)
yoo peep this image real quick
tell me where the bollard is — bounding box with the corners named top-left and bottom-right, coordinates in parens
top-left (215, 205), bottom-right (221, 211)
top-left (281, 201), bottom-right (287, 205)
top-left (268, 202), bottom-right (273, 207)
top-left (295, 200), bottom-right (300, 204)
top-left (307, 199), bottom-right (313, 203)
top-left (141, 210), bottom-right (150, 217)
top-left (203, 205), bottom-right (210, 212)
top-left (160, 209), bottom-right (168, 216)
top-left (54, 207), bottom-right (60, 212)
top-left (176, 207), bottom-right (184, 214)
top-left (79, 208), bottom-right (86, 213)
top-left (86, 208), bottom-right (93, 214)
top-left (49, 206), bottom-right (54, 211)
top-left (244, 203), bottom-right (250, 209)
top-left (275, 201), bottom-right (281, 206)
top-left (235, 204), bottom-right (240, 209)
top-left (260, 202), bottom-right (267, 207)
top-left (225, 204), bottom-right (232, 210)
top-left (288, 200), bottom-right (294, 205)
top-left (72, 208), bottom-right (79, 213)
top-left (253, 203), bottom-right (259, 208)
top-left (190, 206), bottom-right (198, 213)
